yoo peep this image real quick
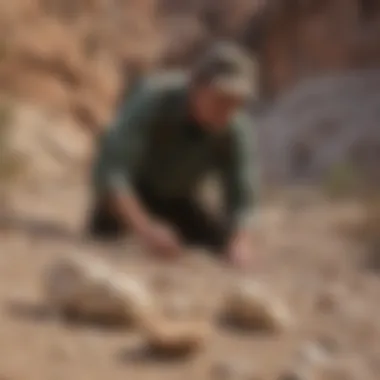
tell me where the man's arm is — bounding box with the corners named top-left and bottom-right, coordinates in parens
top-left (220, 114), bottom-right (260, 236)
top-left (219, 114), bottom-right (260, 266)
top-left (94, 85), bottom-right (159, 234)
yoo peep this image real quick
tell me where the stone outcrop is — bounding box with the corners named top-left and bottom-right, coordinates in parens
top-left (244, 0), bottom-right (380, 99)
top-left (1, 0), bottom-right (380, 184)
top-left (258, 72), bottom-right (380, 183)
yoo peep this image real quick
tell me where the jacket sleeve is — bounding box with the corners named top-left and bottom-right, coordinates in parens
top-left (220, 114), bottom-right (260, 230)
top-left (93, 85), bottom-right (160, 196)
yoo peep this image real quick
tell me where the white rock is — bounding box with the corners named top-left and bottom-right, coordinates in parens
top-left (222, 280), bottom-right (293, 333)
top-left (43, 254), bottom-right (154, 325)
top-left (297, 341), bottom-right (331, 367)
top-left (142, 318), bottom-right (211, 356)
top-left (140, 289), bottom-right (212, 356)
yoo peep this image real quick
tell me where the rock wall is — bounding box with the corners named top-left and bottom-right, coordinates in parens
top-left (0, 0), bottom-right (164, 133)
top-left (2, 0), bottom-right (380, 124)
top-left (0, 0), bottom-right (264, 134)
top-left (240, 0), bottom-right (380, 184)
top-left (258, 71), bottom-right (380, 184)
top-left (1, 0), bottom-right (380, 184)
top-left (244, 0), bottom-right (380, 99)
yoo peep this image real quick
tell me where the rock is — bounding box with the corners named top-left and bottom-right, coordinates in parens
top-left (315, 284), bottom-right (347, 313)
top-left (296, 341), bottom-right (331, 367)
top-left (4, 104), bottom-right (92, 184)
top-left (139, 282), bottom-right (213, 357)
top-left (277, 368), bottom-right (311, 380)
top-left (139, 289), bottom-right (212, 357)
top-left (221, 280), bottom-right (293, 333)
top-left (211, 362), bottom-right (238, 380)
top-left (315, 355), bottom-right (370, 380)
top-left (43, 254), bottom-right (155, 326)
top-left (211, 360), bottom-right (260, 380)
top-left (318, 365), bottom-right (359, 380)
top-left (142, 318), bottom-right (211, 357)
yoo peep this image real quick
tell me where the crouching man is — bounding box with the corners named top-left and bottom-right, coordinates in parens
top-left (87, 42), bottom-right (260, 267)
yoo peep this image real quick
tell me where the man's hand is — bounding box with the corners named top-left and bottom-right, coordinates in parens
top-left (225, 230), bottom-right (253, 269)
top-left (109, 191), bottom-right (182, 259)
top-left (137, 220), bottom-right (182, 259)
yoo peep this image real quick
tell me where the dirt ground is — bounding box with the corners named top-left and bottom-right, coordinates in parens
top-left (0, 179), bottom-right (379, 380)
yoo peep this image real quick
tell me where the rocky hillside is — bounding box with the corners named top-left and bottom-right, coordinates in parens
top-left (2, 0), bottom-right (380, 131)
top-left (1, 0), bottom-right (380, 185)
top-left (0, 0), bottom-right (165, 133)
top-left (245, 0), bottom-right (380, 99)
top-left (0, 0), bottom-right (263, 135)
top-left (258, 71), bottom-right (380, 184)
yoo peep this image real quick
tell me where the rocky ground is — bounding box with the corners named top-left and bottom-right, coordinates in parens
top-left (0, 171), bottom-right (379, 380)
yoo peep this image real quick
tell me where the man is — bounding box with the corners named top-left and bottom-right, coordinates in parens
top-left (88, 42), bottom-right (259, 267)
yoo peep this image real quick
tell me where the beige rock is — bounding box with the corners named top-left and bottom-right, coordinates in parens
top-left (222, 279), bottom-right (293, 333)
top-left (315, 284), bottom-right (347, 313)
top-left (142, 317), bottom-right (211, 356)
top-left (317, 364), bottom-right (359, 380)
top-left (43, 254), bottom-right (155, 326)
top-left (140, 286), bottom-right (212, 356)
top-left (211, 360), bottom-right (260, 380)
top-left (296, 341), bottom-right (331, 367)
top-left (277, 368), bottom-right (312, 380)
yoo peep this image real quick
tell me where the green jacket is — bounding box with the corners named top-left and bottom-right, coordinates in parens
top-left (92, 72), bottom-right (259, 229)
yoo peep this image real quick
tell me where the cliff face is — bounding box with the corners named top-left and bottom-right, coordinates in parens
top-left (0, 0), bottom-right (164, 132)
top-left (241, 0), bottom-right (380, 184)
top-left (1, 0), bottom-right (380, 184)
top-left (244, 0), bottom-right (380, 99)
top-left (258, 72), bottom-right (380, 184)
top-left (0, 0), bottom-right (265, 134)
top-left (2, 0), bottom-right (380, 126)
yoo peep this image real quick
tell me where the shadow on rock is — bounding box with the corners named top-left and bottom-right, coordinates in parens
top-left (216, 314), bottom-right (271, 337)
top-left (58, 309), bottom-right (135, 331)
top-left (5, 299), bottom-right (133, 331)
top-left (117, 344), bottom-right (198, 365)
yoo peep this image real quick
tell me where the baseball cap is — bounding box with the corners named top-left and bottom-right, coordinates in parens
top-left (191, 41), bottom-right (256, 98)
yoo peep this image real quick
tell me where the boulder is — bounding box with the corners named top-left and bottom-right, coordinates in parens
top-left (221, 279), bottom-right (293, 333)
top-left (43, 254), bottom-right (155, 326)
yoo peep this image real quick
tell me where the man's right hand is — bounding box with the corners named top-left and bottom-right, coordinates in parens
top-left (137, 221), bottom-right (181, 258)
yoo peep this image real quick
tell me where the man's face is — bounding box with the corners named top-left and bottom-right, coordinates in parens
top-left (190, 85), bottom-right (245, 133)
